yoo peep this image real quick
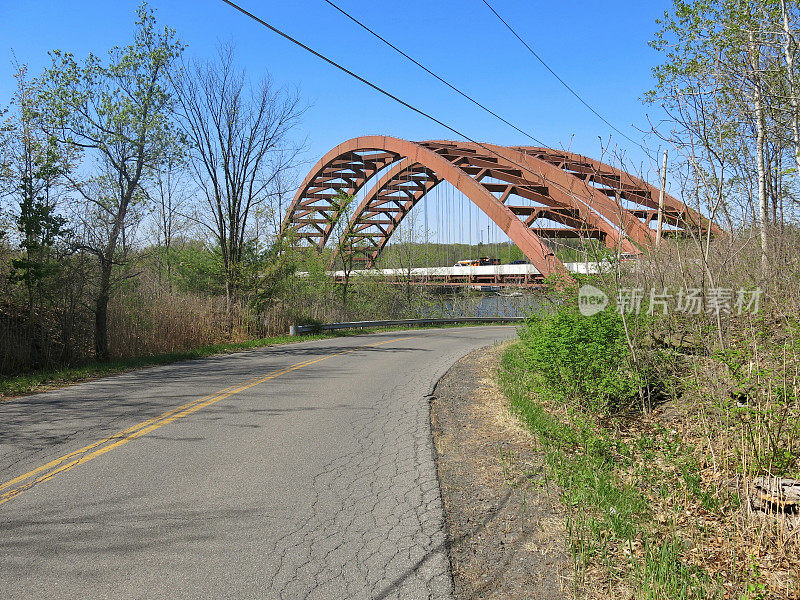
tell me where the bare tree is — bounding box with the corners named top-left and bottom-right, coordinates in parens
top-left (147, 150), bottom-right (192, 290)
top-left (0, 106), bottom-right (10, 202)
top-left (747, 29), bottom-right (771, 274)
top-left (389, 209), bottom-right (434, 305)
top-left (173, 45), bottom-right (303, 311)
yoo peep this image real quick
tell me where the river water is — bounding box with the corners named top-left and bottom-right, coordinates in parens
top-left (423, 292), bottom-right (545, 318)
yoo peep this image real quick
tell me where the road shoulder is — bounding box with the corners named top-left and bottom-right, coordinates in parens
top-left (431, 344), bottom-right (572, 599)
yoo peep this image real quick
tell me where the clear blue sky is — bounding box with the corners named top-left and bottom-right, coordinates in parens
top-left (0, 0), bottom-right (672, 189)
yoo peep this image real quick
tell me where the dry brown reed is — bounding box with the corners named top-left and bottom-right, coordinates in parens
top-left (608, 228), bottom-right (800, 598)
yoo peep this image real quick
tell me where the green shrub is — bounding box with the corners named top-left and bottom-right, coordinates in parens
top-left (517, 307), bottom-right (644, 414)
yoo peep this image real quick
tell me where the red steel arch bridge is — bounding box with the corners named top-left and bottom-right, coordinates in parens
top-left (281, 136), bottom-right (721, 283)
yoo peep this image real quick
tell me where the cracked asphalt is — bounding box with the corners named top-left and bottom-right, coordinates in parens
top-left (0, 326), bottom-right (516, 599)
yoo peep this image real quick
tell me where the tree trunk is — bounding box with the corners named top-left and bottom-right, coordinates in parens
top-left (781, 0), bottom-right (800, 187)
top-left (90, 172), bottom-right (137, 360)
top-left (755, 103), bottom-right (769, 275)
top-left (750, 31), bottom-right (770, 275)
top-left (94, 199), bottom-right (126, 362)
top-left (94, 290), bottom-right (110, 362)
top-left (225, 276), bottom-right (234, 338)
top-left (341, 273), bottom-right (350, 309)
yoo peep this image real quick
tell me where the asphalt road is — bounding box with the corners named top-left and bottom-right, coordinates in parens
top-left (0, 326), bottom-right (517, 600)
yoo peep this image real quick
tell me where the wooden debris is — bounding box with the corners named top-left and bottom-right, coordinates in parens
top-left (752, 477), bottom-right (800, 510)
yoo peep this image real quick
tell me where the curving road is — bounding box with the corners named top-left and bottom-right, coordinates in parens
top-left (0, 326), bottom-right (517, 600)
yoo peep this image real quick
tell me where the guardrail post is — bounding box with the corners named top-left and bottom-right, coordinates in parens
top-left (289, 325), bottom-right (297, 336)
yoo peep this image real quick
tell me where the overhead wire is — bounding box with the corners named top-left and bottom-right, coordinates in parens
top-left (219, 0), bottom-right (639, 262)
top-left (321, 0), bottom-right (547, 148)
top-left (322, 0), bottom-right (541, 259)
top-left (219, 0), bottom-right (577, 193)
top-left (479, 0), bottom-right (653, 158)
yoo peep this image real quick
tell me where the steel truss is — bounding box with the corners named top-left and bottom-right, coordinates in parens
top-left (281, 136), bottom-right (721, 277)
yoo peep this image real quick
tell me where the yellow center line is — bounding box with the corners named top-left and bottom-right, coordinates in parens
top-left (0, 335), bottom-right (415, 506)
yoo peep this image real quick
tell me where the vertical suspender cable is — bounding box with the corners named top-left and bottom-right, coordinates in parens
top-left (423, 175), bottom-right (429, 278)
top-left (458, 190), bottom-right (463, 261)
top-left (444, 184), bottom-right (449, 266)
top-left (470, 193), bottom-right (474, 261)
top-left (448, 184), bottom-right (452, 266)
top-left (436, 182), bottom-right (440, 266)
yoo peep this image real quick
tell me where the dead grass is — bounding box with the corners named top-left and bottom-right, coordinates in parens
top-left (432, 344), bottom-right (572, 600)
top-left (574, 230), bottom-right (800, 599)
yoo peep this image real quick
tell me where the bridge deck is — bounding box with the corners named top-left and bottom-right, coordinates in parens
top-left (316, 262), bottom-right (607, 287)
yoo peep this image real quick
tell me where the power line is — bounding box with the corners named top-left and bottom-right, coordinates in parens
top-left (219, 1), bottom-right (570, 188)
top-left (220, 0), bottom-right (473, 143)
top-left (479, 0), bottom-right (651, 155)
top-left (321, 0), bottom-right (547, 147)
top-left (217, 0), bottom-right (637, 255)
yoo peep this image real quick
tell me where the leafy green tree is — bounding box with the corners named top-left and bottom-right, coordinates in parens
top-left (327, 191), bottom-right (366, 308)
top-left (648, 0), bottom-right (800, 272)
top-left (40, 2), bottom-right (184, 360)
top-left (163, 241), bottom-right (226, 295)
top-left (1, 64), bottom-right (72, 366)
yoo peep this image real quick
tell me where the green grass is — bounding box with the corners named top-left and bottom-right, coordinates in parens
top-left (500, 334), bottom-right (720, 599)
top-left (0, 333), bottom-right (325, 398)
top-left (0, 321), bottom-right (506, 399)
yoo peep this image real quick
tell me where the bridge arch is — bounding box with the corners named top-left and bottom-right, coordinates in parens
top-left (515, 146), bottom-right (723, 235)
top-left (281, 136), bottom-right (719, 277)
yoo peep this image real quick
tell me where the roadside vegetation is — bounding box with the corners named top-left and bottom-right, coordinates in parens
top-left (0, 333), bottom-right (322, 399)
top-left (498, 2), bottom-right (800, 595)
top-left (0, 3), bottom-right (528, 383)
top-left (502, 275), bottom-right (799, 598)
top-left (501, 233), bottom-right (800, 597)
top-left (0, 320), bottom-right (513, 400)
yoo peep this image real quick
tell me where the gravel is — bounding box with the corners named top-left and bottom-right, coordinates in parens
top-left (431, 344), bottom-right (572, 600)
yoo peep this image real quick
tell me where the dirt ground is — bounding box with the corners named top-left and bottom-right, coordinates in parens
top-left (431, 344), bottom-right (572, 600)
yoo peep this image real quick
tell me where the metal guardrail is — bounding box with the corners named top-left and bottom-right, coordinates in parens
top-left (289, 317), bottom-right (525, 336)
